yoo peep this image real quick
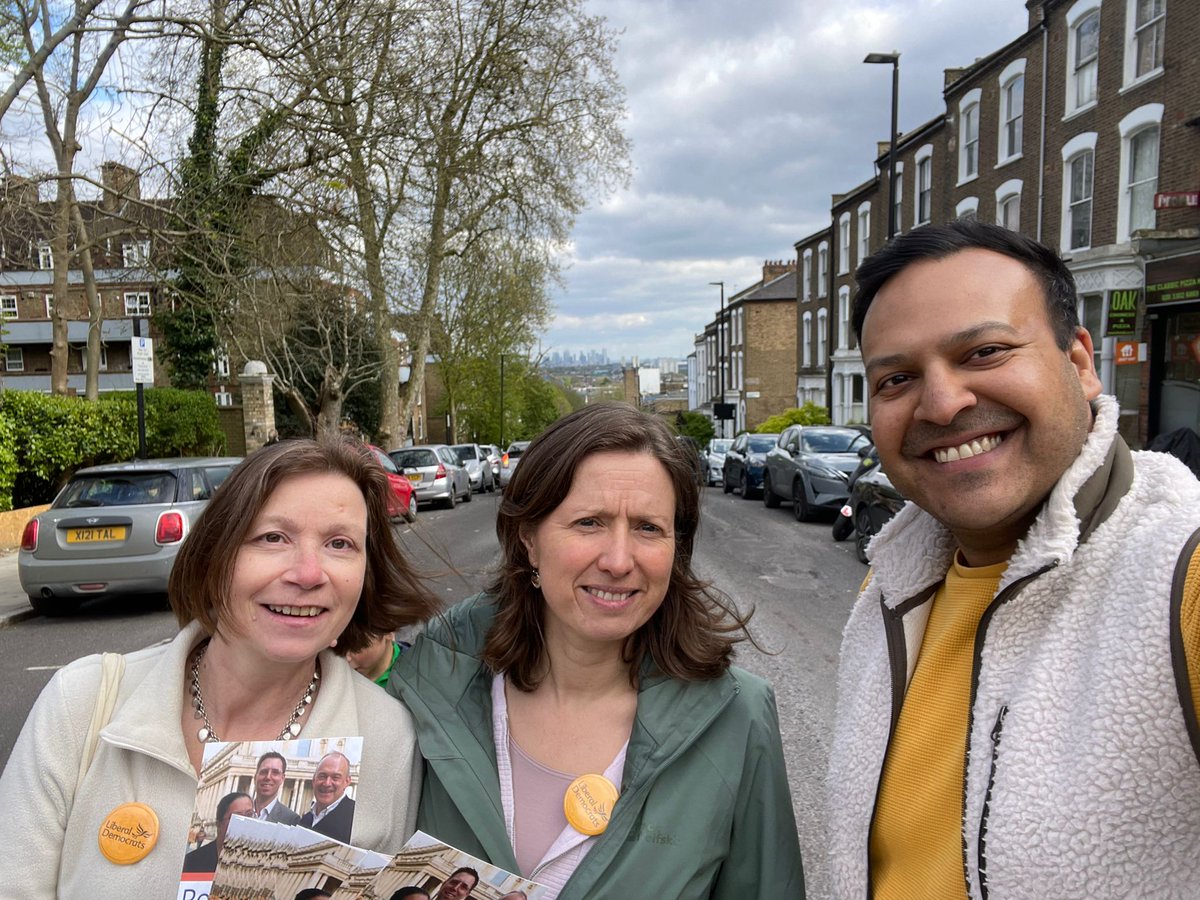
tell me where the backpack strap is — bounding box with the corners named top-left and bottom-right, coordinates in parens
top-left (1169, 525), bottom-right (1200, 767)
top-left (75, 651), bottom-right (126, 797)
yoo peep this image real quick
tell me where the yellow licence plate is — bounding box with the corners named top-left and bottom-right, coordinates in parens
top-left (66, 526), bottom-right (128, 543)
top-left (407, 474), bottom-right (421, 483)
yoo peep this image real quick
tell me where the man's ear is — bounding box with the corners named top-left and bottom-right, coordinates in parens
top-left (1069, 326), bottom-right (1103, 401)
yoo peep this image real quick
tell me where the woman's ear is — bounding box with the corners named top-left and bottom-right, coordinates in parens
top-left (518, 524), bottom-right (538, 568)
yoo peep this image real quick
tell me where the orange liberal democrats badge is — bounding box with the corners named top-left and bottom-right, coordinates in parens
top-left (98, 802), bottom-right (159, 864)
top-left (563, 773), bottom-right (619, 836)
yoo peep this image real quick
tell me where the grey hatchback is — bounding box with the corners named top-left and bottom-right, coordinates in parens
top-left (389, 444), bottom-right (472, 509)
top-left (17, 456), bottom-right (242, 616)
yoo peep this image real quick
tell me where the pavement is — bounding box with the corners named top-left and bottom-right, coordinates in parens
top-left (0, 550), bottom-right (35, 628)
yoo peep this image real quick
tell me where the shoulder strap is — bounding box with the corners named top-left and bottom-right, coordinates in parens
top-left (1169, 525), bottom-right (1200, 767)
top-left (75, 652), bottom-right (126, 797)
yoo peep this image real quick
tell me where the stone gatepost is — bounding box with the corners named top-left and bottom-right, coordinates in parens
top-left (239, 360), bottom-right (276, 454)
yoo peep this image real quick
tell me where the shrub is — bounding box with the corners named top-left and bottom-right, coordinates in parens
top-left (0, 388), bottom-right (226, 509)
top-left (754, 402), bottom-right (831, 433)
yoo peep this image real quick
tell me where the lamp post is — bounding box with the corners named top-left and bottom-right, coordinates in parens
top-left (709, 280), bottom-right (725, 438)
top-left (864, 51), bottom-right (900, 239)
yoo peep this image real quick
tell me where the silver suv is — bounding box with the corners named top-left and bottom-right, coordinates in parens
top-left (762, 425), bottom-right (870, 521)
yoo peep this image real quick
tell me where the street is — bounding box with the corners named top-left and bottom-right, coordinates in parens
top-left (0, 485), bottom-right (863, 897)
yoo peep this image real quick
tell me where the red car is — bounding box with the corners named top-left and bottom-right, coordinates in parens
top-left (367, 445), bottom-right (418, 523)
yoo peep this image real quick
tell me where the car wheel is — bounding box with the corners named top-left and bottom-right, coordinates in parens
top-left (487, 473), bottom-right (496, 492)
top-left (404, 495), bottom-right (418, 522)
top-left (444, 488), bottom-right (457, 510)
top-left (463, 480), bottom-right (473, 503)
top-left (740, 471), bottom-right (754, 500)
top-left (723, 469), bottom-right (734, 494)
top-left (29, 593), bottom-right (81, 617)
top-left (792, 478), bottom-right (812, 522)
top-left (855, 506), bottom-right (872, 564)
top-left (762, 471), bottom-right (781, 508)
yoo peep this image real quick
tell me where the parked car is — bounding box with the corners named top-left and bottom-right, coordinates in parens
top-left (722, 432), bottom-right (780, 500)
top-left (482, 444), bottom-right (503, 482)
top-left (499, 440), bottom-right (531, 489)
top-left (17, 456), bottom-right (242, 616)
top-left (366, 445), bottom-right (418, 523)
top-left (389, 444), bottom-right (472, 509)
top-left (450, 443), bottom-right (496, 493)
top-left (701, 438), bottom-right (733, 486)
top-left (762, 425), bottom-right (872, 521)
top-left (847, 462), bottom-right (906, 564)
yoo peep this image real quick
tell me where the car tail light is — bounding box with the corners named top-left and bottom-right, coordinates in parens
top-left (501, 453), bottom-right (510, 467)
top-left (156, 511), bottom-right (185, 544)
top-left (434, 463), bottom-right (447, 481)
top-left (20, 519), bottom-right (38, 551)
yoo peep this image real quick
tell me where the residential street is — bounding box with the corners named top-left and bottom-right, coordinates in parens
top-left (0, 486), bottom-right (863, 897)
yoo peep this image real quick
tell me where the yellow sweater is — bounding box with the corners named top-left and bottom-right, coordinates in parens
top-left (870, 552), bottom-right (1200, 899)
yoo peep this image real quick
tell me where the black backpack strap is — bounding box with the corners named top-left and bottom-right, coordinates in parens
top-left (1169, 525), bottom-right (1200, 767)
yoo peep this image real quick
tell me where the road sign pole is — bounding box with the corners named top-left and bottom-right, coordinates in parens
top-left (135, 318), bottom-right (147, 459)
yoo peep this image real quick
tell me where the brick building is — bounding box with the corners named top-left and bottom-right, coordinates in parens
top-left (722, 260), bottom-right (798, 432)
top-left (768, 0), bottom-right (1196, 441)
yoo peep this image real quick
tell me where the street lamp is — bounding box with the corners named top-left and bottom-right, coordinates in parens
top-left (864, 51), bottom-right (900, 239)
top-left (709, 280), bottom-right (726, 439)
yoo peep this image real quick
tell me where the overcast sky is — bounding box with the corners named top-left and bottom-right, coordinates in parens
top-left (544, 0), bottom-right (1032, 364)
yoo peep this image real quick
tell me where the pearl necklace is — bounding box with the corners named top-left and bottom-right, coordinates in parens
top-left (189, 640), bottom-right (320, 743)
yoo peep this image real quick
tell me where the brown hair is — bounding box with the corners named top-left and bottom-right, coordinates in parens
top-left (483, 402), bottom-right (752, 690)
top-left (169, 438), bottom-right (439, 653)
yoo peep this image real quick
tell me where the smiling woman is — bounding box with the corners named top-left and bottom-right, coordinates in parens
top-left (391, 403), bottom-right (805, 899)
top-left (0, 439), bottom-right (440, 896)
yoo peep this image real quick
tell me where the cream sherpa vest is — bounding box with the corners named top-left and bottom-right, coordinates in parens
top-left (827, 397), bottom-right (1200, 900)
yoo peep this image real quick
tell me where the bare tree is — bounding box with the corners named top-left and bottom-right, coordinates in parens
top-left (384, 0), bottom-right (630, 445)
top-left (9, 0), bottom-right (154, 395)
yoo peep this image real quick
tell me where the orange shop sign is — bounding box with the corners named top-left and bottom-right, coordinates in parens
top-left (1115, 341), bottom-right (1140, 365)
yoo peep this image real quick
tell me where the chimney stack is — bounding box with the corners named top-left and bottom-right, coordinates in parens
top-left (100, 161), bottom-right (140, 211)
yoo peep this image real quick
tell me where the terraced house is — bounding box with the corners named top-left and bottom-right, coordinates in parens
top-left (690, 0), bottom-right (1199, 446)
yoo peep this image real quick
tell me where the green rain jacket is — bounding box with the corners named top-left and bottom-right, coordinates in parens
top-left (388, 595), bottom-right (805, 899)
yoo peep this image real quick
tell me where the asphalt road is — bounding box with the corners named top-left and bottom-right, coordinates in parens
top-left (0, 483), bottom-right (863, 897)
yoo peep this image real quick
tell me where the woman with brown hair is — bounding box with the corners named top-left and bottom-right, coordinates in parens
top-left (1, 438), bottom-right (439, 896)
top-left (392, 403), bottom-right (804, 899)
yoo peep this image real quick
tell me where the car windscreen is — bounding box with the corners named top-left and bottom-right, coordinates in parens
top-left (748, 435), bottom-right (777, 453)
top-left (451, 445), bottom-right (478, 463)
top-left (391, 449), bottom-right (438, 468)
top-left (803, 430), bottom-right (869, 453)
top-left (55, 472), bottom-right (179, 508)
top-left (710, 440), bottom-right (733, 454)
top-left (508, 444), bottom-right (528, 458)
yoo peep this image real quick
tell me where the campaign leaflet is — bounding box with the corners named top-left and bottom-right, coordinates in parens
top-left (177, 737), bottom-right (364, 900)
top-left (211, 826), bottom-right (549, 900)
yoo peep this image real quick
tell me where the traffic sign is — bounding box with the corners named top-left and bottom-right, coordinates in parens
top-left (132, 336), bottom-right (155, 384)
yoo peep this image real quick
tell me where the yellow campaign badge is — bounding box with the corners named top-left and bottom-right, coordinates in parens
top-left (98, 802), bottom-right (159, 864)
top-left (563, 773), bottom-right (619, 836)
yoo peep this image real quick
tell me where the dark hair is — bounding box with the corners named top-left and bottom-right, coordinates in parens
top-left (483, 402), bottom-right (752, 691)
top-left (216, 791), bottom-right (251, 823)
top-left (169, 438), bottom-right (440, 654)
top-left (296, 891), bottom-right (333, 900)
top-left (256, 750), bottom-right (287, 776)
top-left (448, 867), bottom-right (479, 888)
top-left (852, 219), bottom-right (1080, 350)
top-left (389, 889), bottom-right (431, 900)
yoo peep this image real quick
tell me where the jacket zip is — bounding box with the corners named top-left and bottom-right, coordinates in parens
top-left (959, 563), bottom-right (1055, 899)
top-left (977, 704), bottom-right (1008, 900)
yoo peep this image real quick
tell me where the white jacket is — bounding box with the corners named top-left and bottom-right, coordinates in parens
top-left (0, 621), bottom-right (421, 899)
top-left (827, 397), bottom-right (1200, 899)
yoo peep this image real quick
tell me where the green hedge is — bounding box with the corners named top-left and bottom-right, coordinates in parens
top-left (0, 388), bottom-right (226, 510)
